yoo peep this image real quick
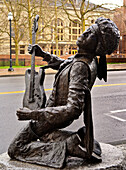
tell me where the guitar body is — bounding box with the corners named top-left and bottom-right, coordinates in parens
top-left (23, 68), bottom-right (46, 110)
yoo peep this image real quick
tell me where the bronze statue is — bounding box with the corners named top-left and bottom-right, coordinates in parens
top-left (8, 17), bottom-right (120, 168)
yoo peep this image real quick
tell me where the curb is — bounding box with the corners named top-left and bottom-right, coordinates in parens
top-left (0, 65), bottom-right (126, 77)
top-left (0, 68), bottom-right (57, 77)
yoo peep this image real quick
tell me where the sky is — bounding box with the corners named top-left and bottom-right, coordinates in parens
top-left (89, 0), bottom-right (123, 9)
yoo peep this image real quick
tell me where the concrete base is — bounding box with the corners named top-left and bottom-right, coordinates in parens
top-left (0, 143), bottom-right (125, 170)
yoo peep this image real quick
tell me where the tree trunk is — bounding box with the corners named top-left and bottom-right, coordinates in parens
top-left (82, 18), bottom-right (85, 32)
top-left (15, 41), bottom-right (19, 66)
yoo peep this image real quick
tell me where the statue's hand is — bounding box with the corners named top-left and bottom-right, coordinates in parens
top-left (28, 44), bottom-right (36, 54)
top-left (28, 44), bottom-right (44, 57)
top-left (16, 107), bottom-right (40, 121)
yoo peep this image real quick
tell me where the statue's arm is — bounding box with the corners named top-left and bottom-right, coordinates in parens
top-left (28, 44), bottom-right (64, 70)
top-left (17, 62), bottom-right (89, 129)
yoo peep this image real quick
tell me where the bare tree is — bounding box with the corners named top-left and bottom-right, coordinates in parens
top-left (19, 0), bottom-right (58, 46)
top-left (0, 0), bottom-right (58, 65)
top-left (61, 0), bottom-right (113, 32)
top-left (36, 0), bottom-right (62, 56)
top-left (0, 0), bottom-right (28, 65)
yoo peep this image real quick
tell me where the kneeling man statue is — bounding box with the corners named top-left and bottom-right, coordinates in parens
top-left (8, 17), bottom-right (120, 168)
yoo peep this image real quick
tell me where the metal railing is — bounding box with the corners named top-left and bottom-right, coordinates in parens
top-left (1, 54), bottom-right (126, 67)
top-left (0, 58), bottom-right (25, 66)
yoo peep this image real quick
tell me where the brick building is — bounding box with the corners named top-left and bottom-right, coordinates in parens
top-left (113, 0), bottom-right (126, 56)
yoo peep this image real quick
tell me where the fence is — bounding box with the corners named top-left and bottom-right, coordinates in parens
top-left (0, 58), bottom-right (25, 66)
top-left (106, 58), bottom-right (126, 63)
top-left (1, 55), bottom-right (126, 66)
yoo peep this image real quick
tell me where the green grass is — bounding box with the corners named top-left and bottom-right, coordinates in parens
top-left (0, 65), bottom-right (44, 69)
top-left (0, 66), bottom-right (30, 69)
top-left (0, 63), bottom-right (125, 69)
top-left (107, 63), bottom-right (126, 64)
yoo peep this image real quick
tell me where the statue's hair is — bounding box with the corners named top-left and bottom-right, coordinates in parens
top-left (95, 17), bottom-right (120, 55)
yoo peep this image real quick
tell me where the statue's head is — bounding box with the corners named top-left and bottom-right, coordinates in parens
top-left (94, 17), bottom-right (120, 56)
top-left (76, 17), bottom-right (120, 56)
top-left (76, 17), bottom-right (120, 82)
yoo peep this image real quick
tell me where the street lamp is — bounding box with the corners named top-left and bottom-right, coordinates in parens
top-left (8, 12), bottom-right (14, 71)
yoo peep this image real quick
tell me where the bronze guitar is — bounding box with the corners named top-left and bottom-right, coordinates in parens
top-left (23, 15), bottom-right (46, 110)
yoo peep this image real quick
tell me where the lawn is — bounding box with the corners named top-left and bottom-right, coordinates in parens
top-left (0, 65), bottom-right (44, 69)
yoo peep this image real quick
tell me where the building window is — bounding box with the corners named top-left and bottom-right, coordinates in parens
top-left (123, 35), bottom-right (126, 53)
top-left (51, 45), bottom-right (63, 56)
top-left (20, 45), bottom-right (25, 54)
top-left (69, 20), bottom-right (81, 41)
top-left (11, 45), bottom-right (15, 54)
top-left (69, 45), bottom-right (77, 55)
top-left (91, 19), bottom-right (94, 24)
top-left (51, 18), bottom-right (64, 41)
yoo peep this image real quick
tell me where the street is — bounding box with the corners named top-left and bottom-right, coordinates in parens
top-left (0, 71), bottom-right (126, 154)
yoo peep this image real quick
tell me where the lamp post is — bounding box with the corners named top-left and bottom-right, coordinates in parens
top-left (8, 12), bottom-right (14, 71)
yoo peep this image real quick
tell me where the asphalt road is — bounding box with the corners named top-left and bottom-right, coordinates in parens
top-left (0, 71), bottom-right (126, 154)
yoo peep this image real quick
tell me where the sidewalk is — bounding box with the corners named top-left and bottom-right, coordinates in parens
top-left (0, 63), bottom-right (126, 77)
top-left (107, 63), bottom-right (126, 71)
top-left (0, 67), bottom-right (57, 77)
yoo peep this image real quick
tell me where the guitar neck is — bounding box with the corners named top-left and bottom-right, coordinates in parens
top-left (29, 32), bottom-right (36, 102)
top-left (32, 32), bottom-right (36, 45)
top-left (31, 32), bottom-right (35, 72)
top-left (29, 15), bottom-right (39, 103)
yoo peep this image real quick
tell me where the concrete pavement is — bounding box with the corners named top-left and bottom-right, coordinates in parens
top-left (0, 63), bottom-right (126, 77)
top-left (0, 67), bottom-right (57, 77)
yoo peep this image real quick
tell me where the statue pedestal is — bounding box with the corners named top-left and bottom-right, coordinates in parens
top-left (0, 143), bottom-right (125, 170)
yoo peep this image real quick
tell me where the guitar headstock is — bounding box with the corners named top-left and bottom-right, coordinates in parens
top-left (32, 15), bottom-right (39, 34)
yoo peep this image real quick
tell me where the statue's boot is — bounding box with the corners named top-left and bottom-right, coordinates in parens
top-left (77, 126), bottom-right (102, 161)
top-left (66, 133), bottom-right (87, 158)
top-left (66, 127), bottom-right (101, 162)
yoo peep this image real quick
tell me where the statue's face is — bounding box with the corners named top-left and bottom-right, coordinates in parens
top-left (76, 25), bottom-right (98, 53)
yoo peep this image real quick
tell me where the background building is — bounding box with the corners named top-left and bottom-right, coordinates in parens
top-left (0, 0), bottom-right (115, 66)
top-left (113, 0), bottom-right (126, 56)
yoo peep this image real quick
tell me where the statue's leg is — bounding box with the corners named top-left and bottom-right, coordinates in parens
top-left (8, 122), bottom-right (39, 159)
top-left (8, 125), bottom-right (67, 168)
top-left (8, 119), bottom-right (66, 160)
top-left (40, 129), bottom-right (87, 158)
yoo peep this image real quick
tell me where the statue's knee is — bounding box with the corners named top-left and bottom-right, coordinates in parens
top-left (8, 143), bottom-right (16, 159)
top-left (8, 140), bottom-right (20, 159)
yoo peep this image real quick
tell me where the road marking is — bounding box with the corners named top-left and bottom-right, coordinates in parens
top-left (94, 83), bottom-right (126, 87)
top-left (0, 90), bottom-right (25, 94)
top-left (0, 83), bottom-right (126, 95)
top-left (0, 88), bottom-right (52, 95)
top-left (105, 109), bottom-right (126, 122)
top-left (105, 113), bottom-right (126, 122)
top-left (110, 109), bottom-right (126, 113)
